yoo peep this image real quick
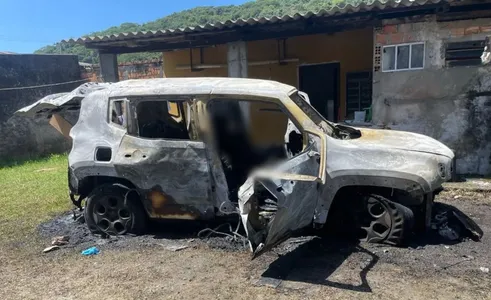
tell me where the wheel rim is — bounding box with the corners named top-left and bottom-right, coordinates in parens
top-left (360, 197), bottom-right (393, 243)
top-left (92, 195), bottom-right (132, 235)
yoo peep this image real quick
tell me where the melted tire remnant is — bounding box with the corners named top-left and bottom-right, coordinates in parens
top-left (360, 194), bottom-right (414, 246)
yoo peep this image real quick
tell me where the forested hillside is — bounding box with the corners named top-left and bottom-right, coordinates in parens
top-left (35, 0), bottom-right (365, 63)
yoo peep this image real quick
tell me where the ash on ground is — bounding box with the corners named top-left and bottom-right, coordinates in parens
top-left (37, 212), bottom-right (249, 253)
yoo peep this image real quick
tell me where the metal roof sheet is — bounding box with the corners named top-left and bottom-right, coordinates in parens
top-left (64, 0), bottom-right (455, 44)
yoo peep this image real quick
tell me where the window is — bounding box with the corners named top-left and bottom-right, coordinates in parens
top-left (445, 40), bottom-right (485, 67)
top-left (136, 100), bottom-right (190, 140)
top-left (110, 100), bottom-right (127, 129)
top-left (382, 42), bottom-right (425, 72)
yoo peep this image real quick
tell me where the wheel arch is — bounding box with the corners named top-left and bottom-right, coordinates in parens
top-left (314, 173), bottom-right (428, 225)
top-left (77, 175), bottom-right (138, 202)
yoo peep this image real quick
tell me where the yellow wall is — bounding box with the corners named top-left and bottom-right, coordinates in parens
top-left (163, 28), bottom-right (373, 120)
top-left (162, 28), bottom-right (373, 146)
top-left (163, 45), bottom-right (228, 78)
top-left (248, 101), bottom-right (288, 146)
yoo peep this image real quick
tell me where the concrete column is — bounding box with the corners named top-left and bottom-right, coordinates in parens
top-left (227, 41), bottom-right (248, 78)
top-left (99, 52), bottom-right (119, 82)
top-left (227, 41), bottom-right (249, 127)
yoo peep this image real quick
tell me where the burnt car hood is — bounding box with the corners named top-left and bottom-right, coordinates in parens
top-left (353, 128), bottom-right (454, 158)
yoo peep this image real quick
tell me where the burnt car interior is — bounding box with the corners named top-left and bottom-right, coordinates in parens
top-left (207, 99), bottom-right (305, 201)
top-left (135, 100), bottom-right (190, 140)
top-left (110, 100), bottom-right (126, 128)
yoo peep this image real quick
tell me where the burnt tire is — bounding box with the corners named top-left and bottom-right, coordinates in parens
top-left (84, 183), bottom-right (146, 236)
top-left (360, 194), bottom-right (414, 246)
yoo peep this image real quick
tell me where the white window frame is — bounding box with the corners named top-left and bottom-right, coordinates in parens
top-left (382, 42), bottom-right (425, 72)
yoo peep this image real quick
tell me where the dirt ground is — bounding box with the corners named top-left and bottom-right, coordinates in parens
top-left (1, 190), bottom-right (491, 300)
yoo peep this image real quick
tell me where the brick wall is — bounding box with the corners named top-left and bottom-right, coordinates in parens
top-left (119, 60), bottom-right (163, 80)
top-left (372, 17), bottom-right (491, 175)
top-left (373, 17), bottom-right (491, 73)
top-left (81, 60), bottom-right (163, 82)
top-left (375, 20), bottom-right (491, 47)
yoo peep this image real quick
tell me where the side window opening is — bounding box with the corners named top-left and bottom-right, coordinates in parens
top-left (110, 100), bottom-right (127, 129)
top-left (136, 100), bottom-right (190, 140)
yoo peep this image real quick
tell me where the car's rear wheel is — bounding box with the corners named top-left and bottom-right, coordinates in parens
top-left (357, 194), bottom-right (414, 245)
top-left (84, 183), bottom-right (146, 236)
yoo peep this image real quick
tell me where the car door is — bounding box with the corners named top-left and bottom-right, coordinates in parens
top-left (111, 98), bottom-right (215, 220)
top-left (239, 129), bottom-right (326, 258)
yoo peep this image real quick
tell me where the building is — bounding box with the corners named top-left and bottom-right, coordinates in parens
top-left (67, 0), bottom-right (491, 175)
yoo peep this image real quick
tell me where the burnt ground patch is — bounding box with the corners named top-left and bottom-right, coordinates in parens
top-left (37, 212), bottom-right (249, 254)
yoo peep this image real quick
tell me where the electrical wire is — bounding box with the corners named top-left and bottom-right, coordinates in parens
top-left (197, 216), bottom-right (248, 248)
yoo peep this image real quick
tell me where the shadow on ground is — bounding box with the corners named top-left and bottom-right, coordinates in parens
top-left (259, 237), bottom-right (378, 292)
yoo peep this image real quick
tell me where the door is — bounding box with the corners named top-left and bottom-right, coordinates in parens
top-left (299, 63), bottom-right (340, 122)
top-left (111, 98), bottom-right (214, 220)
top-left (239, 131), bottom-right (325, 258)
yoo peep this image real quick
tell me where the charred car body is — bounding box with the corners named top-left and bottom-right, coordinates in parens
top-left (17, 78), bottom-right (454, 256)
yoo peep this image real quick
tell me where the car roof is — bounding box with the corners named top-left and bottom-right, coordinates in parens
top-left (15, 78), bottom-right (297, 118)
top-left (108, 77), bottom-right (297, 98)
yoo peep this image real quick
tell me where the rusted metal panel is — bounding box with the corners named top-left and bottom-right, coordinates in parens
top-left (146, 186), bottom-right (202, 220)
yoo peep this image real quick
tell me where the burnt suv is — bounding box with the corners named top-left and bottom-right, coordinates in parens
top-left (17, 78), bottom-right (454, 256)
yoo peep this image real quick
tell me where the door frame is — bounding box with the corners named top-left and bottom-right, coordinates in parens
top-left (297, 61), bottom-right (341, 122)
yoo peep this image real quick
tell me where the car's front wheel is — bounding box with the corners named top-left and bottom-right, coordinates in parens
top-left (84, 183), bottom-right (146, 236)
top-left (357, 194), bottom-right (414, 245)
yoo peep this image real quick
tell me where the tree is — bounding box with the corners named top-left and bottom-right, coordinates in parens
top-left (35, 0), bottom-right (370, 63)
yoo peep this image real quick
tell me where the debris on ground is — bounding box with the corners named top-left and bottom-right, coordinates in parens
top-left (431, 203), bottom-right (483, 242)
top-left (51, 236), bottom-right (70, 246)
top-left (197, 220), bottom-right (249, 250)
top-left (480, 267), bottom-right (489, 273)
top-left (43, 246), bottom-right (60, 253)
top-left (452, 209), bottom-right (483, 241)
top-left (160, 244), bottom-right (189, 252)
top-left (440, 255), bottom-right (475, 270)
top-left (81, 247), bottom-right (100, 256)
top-left (254, 277), bottom-right (282, 288)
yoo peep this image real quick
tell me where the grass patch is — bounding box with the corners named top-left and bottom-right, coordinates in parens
top-left (0, 154), bottom-right (71, 241)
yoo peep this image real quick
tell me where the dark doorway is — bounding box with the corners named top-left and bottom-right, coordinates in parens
top-left (299, 63), bottom-right (340, 122)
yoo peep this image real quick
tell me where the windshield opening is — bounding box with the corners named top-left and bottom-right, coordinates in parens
top-left (288, 91), bottom-right (336, 136)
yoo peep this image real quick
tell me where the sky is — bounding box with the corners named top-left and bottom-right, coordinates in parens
top-left (0, 0), bottom-right (249, 53)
